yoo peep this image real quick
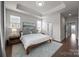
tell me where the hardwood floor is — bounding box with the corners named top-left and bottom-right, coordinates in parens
top-left (5, 35), bottom-right (79, 57)
top-left (5, 45), bottom-right (12, 57)
top-left (53, 35), bottom-right (78, 57)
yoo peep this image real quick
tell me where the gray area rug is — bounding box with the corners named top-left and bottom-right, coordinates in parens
top-left (12, 41), bottom-right (63, 57)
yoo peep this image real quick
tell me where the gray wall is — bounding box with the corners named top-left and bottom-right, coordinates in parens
top-left (0, 1), bottom-right (2, 57)
top-left (0, 1), bottom-right (6, 57)
top-left (78, 7), bottom-right (79, 46)
top-left (6, 9), bottom-right (40, 40)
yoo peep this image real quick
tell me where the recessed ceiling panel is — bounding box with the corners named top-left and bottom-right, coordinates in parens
top-left (19, 1), bottom-right (62, 14)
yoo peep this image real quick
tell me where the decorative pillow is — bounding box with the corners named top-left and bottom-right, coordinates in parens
top-left (22, 28), bottom-right (32, 35)
top-left (31, 29), bottom-right (38, 33)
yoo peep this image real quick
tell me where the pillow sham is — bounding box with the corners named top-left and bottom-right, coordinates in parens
top-left (22, 28), bottom-right (32, 35)
top-left (31, 29), bottom-right (38, 33)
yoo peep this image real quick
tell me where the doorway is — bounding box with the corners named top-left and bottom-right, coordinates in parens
top-left (70, 23), bottom-right (77, 40)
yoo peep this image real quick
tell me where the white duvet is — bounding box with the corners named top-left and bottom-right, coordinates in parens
top-left (20, 33), bottom-right (52, 50)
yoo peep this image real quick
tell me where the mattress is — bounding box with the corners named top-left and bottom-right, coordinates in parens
top-left (20, 33), bottom-right (52, 50)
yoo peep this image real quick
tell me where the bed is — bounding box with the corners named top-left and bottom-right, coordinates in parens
top-left (20, 22), bottom-right (52, 54)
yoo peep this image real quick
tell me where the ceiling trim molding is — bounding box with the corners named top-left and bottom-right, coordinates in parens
top-left (43, 3), bottom-right (66, 16)
top-left (17, 4), bottom-right (42, 17)
top-left (6, 8), bottom-right (41, 19)
top-left (5, 1), bottom-right (67, 18)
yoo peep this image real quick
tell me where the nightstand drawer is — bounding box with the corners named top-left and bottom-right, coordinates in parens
top-left (8, 39), bottom-right (21, 45)
top-left (9, 36), bottom-right (20, 40)
top-left (8, 35), bottom-right (21, 45)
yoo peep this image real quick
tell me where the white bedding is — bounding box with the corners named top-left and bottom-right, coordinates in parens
top-left (20, 33), bottom-right (52, 50)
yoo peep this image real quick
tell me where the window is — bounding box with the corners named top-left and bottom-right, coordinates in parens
top-left (37, 20), bottom-right (41, 32)
top-left (10, 15), bottom-right (20, 29)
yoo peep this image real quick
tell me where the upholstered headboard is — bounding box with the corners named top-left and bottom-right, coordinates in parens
top-left (22, 22), bottom-right (38, 35)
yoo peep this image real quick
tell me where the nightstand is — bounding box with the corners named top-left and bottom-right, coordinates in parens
top-left (8, 35), bottom-right (21, 45)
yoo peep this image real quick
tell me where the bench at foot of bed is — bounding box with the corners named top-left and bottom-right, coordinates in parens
top-left (26, 39), bottom-right (52, 55)
top-left (47, 39), bottom-right (52, 43)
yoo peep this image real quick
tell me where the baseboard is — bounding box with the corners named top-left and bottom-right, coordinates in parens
top-left (53, 39), bottom-right (61, 43)
top-left (61, 37), bottom-right (66, 43)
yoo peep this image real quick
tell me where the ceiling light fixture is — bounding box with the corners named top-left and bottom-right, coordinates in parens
top-left (36, 1), bottom-right (44, 7)
top-left (68, 13), bottom-right (72, 16)
top-left (38, 2), bottom-right (43, 6)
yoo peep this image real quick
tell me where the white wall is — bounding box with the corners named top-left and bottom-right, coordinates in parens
top-left (6, 9), bottom-right (40, 40)
top-left (41, 17), bottom-right (48, 34)
top-left (42, 13), bottom-right (61, 42)
top-left (60, 15), bottom-right (65, 41)
top-left (41, 12), bottom-right (66, 42)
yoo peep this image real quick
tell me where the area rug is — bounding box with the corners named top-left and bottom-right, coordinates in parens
top-left (12, 41), bottom-right (63, 57)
